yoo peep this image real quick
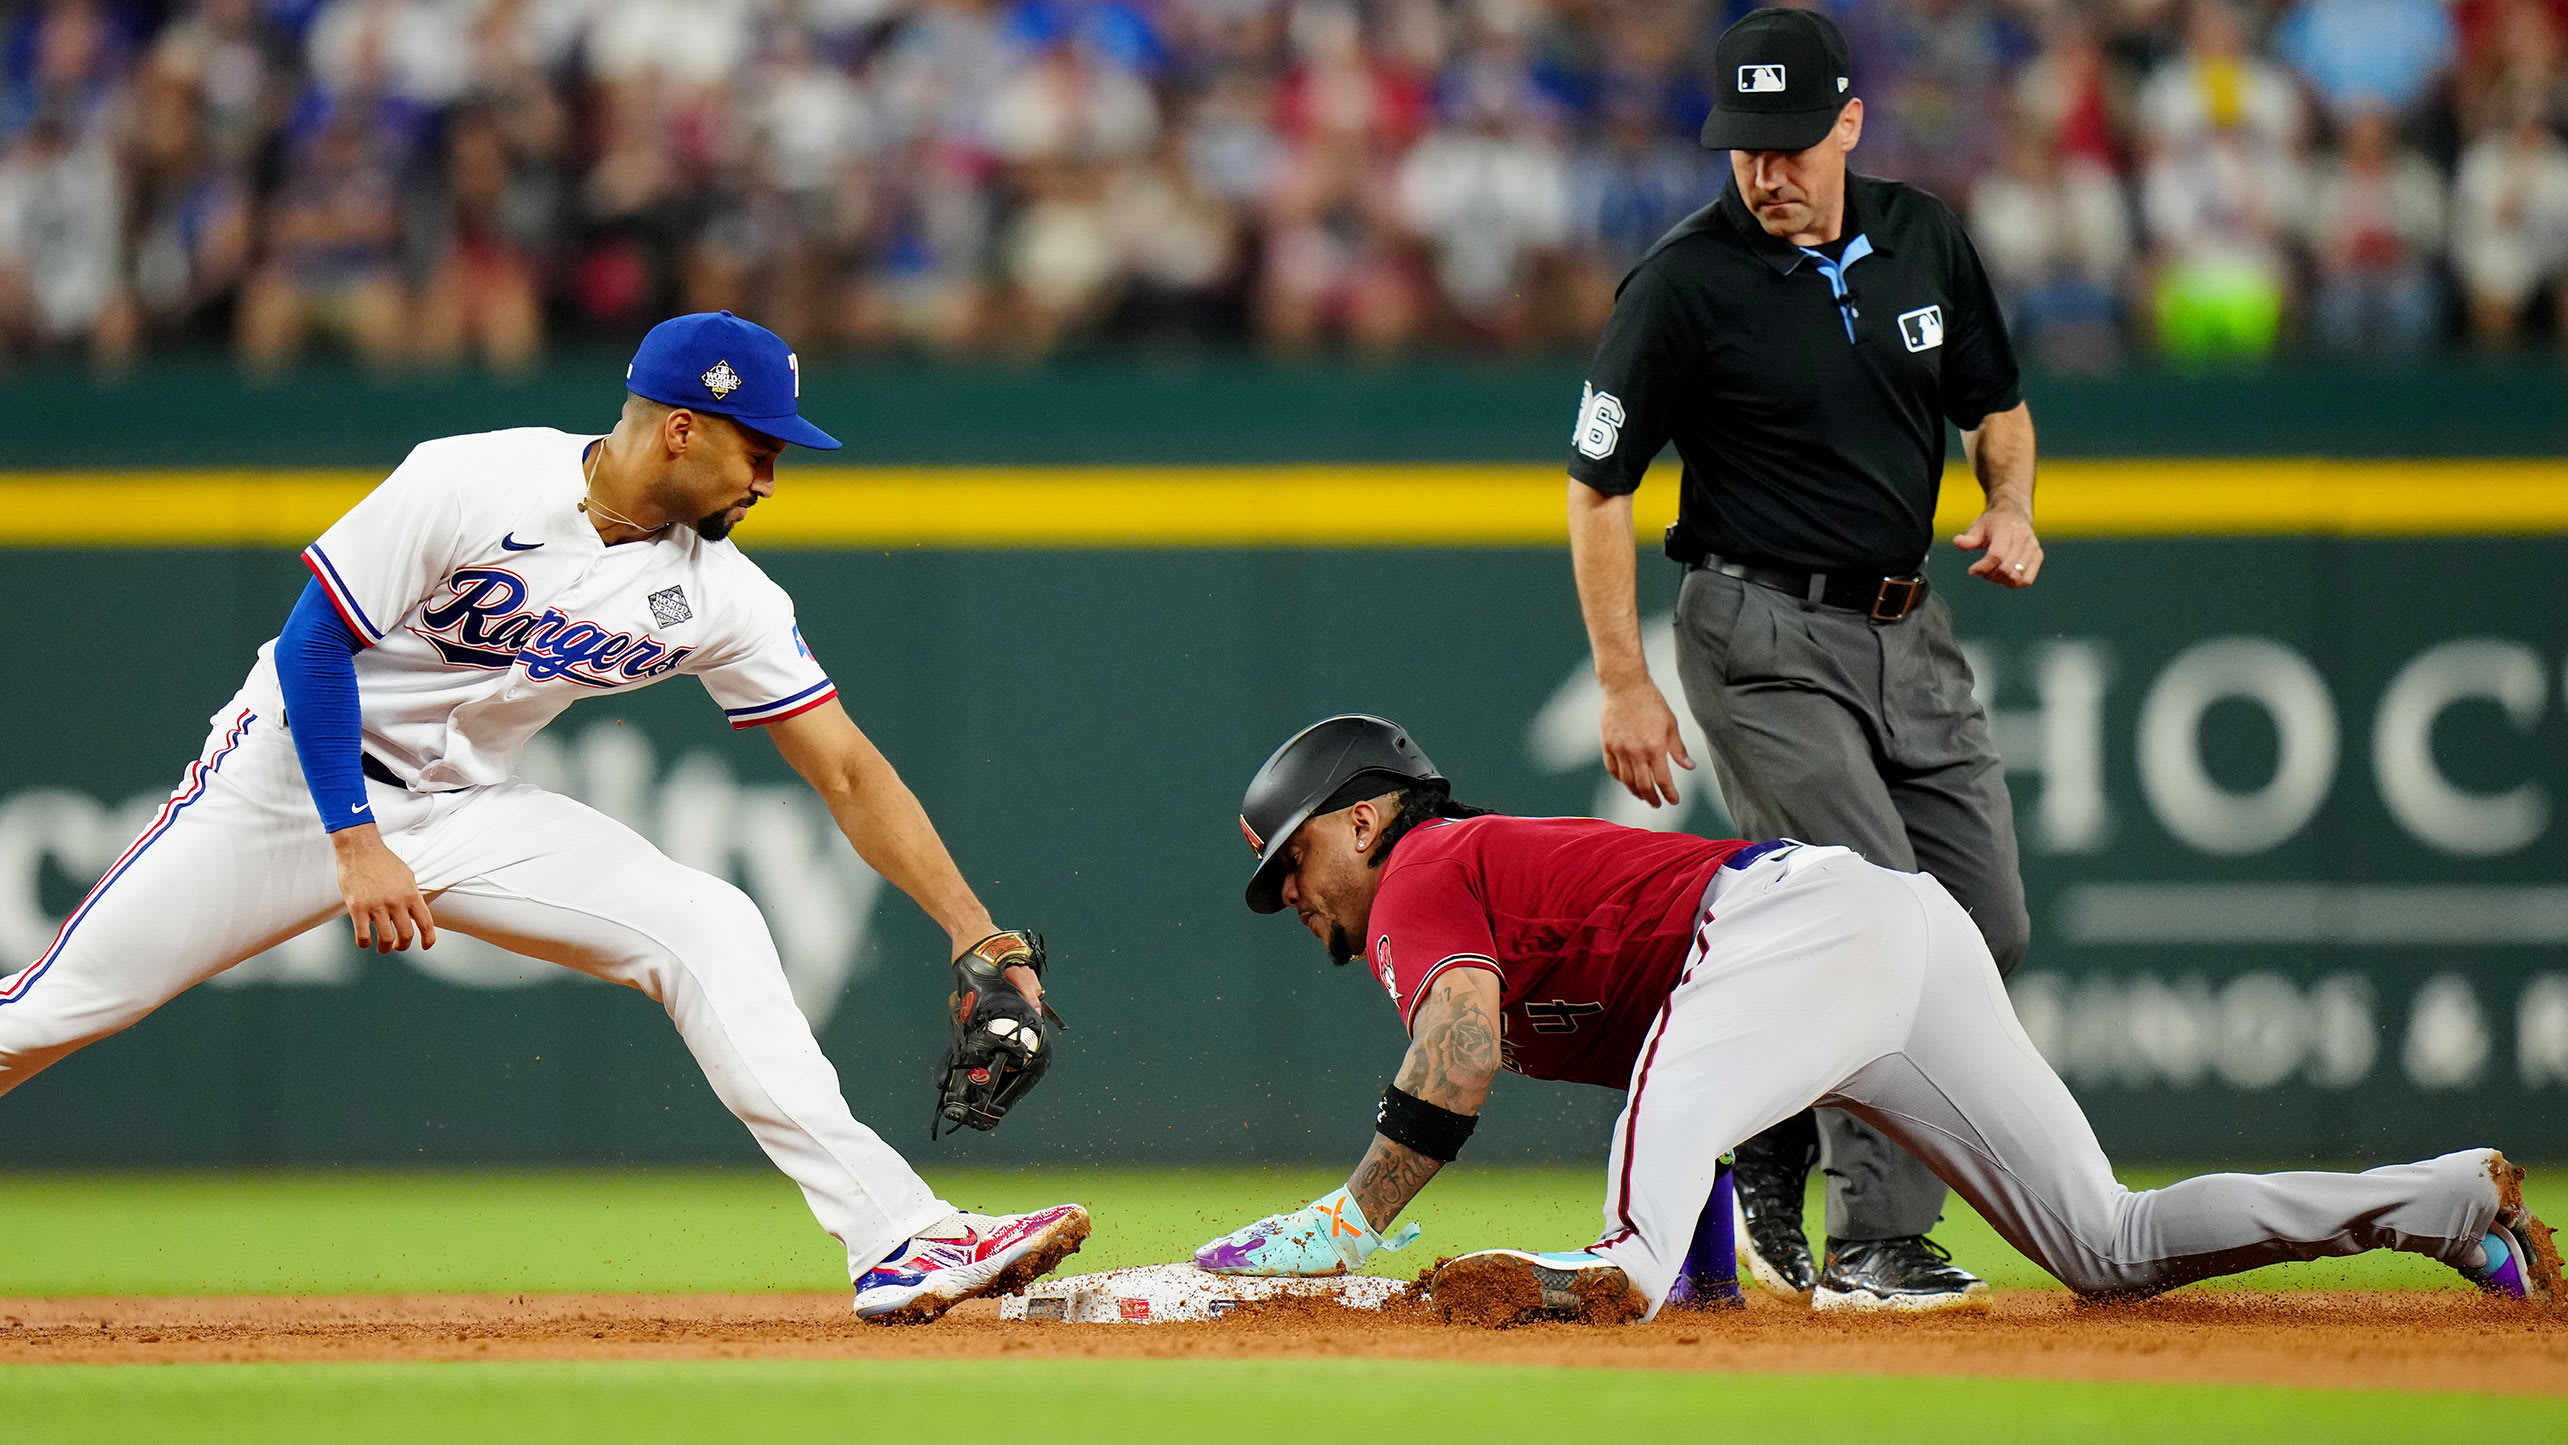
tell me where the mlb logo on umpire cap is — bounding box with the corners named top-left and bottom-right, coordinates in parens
top-left (1700, 9), bottom-right (1855, 153)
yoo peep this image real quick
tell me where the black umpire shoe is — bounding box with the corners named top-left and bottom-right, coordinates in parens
top-left (1812, 1235), bottom-right (1993, 1314)
top-left (1731, 1153), bottom-right (1819, 1303)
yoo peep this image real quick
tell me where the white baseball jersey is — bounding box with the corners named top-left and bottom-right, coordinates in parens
top-left (0, 426), bottom-right (958, 1285)
top-left (259, 426), bottom-right (837, 790)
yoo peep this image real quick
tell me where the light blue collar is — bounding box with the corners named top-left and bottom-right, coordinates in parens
top-left (1793, 232), bottom-right (1874, 340)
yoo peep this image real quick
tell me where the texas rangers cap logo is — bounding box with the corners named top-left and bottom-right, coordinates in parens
top-left (700, 359), bottom-right (743, 399)
top-left (1239, 816), bottom-right (1265, 853)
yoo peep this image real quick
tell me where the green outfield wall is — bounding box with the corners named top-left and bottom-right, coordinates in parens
top-left (2, 462), bottom-right (2565, 1168)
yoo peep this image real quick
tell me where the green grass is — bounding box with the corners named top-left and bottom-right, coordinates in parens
top-left (5, 1170), bottom-right (2552, 1438)
top-left (5, 1360), bottom-right (2556, 1443)
top-left (0, 1163), bottom-right (2551, 1297)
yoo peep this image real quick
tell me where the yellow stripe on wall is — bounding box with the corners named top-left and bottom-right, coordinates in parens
top-left (4, 460), bottom-right (2567, 546)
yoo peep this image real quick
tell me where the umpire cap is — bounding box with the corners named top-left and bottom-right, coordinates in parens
top-left (1240, 716), bottom-right (1443, 914)
top-left (1698, 8), bottom-right (1856, 153)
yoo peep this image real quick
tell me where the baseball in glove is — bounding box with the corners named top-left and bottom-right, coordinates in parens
top-left (930, 930), bottom-right (1065, 1139)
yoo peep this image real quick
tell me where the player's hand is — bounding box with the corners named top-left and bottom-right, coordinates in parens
top-left (1598, 677), bottom-right (1694, 808)
top-left (330, 824), bottom-right (437, 953)
top-left (1002, 963), bottom-right (1043, 1013)
top-left (1956, 504), bottom-right (2043, 588)
top-left (1193, 1187), bottom-right (1420, 1277)
top-left (949, 928), bottom-right (1047, 1013)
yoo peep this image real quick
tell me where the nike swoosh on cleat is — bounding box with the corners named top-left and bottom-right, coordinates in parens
top-left (499, 533), bottom-right (542, 550)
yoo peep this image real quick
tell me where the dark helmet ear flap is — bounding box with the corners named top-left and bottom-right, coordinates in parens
top-left (1239, 715), bottom-right (1443, 913)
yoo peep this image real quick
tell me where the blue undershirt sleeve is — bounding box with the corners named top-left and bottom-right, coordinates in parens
top-left (277, 576), bottom-right (375, 833)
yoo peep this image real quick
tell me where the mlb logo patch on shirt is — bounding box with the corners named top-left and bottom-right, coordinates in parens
top-left (1738, 63), bottom-right (1786, 92)
top-left (647, 585), bottom-right (693, 627)
top-left (1898, 305), bottom-right (1944, 352)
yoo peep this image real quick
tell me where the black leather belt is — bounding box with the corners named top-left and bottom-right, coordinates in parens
top-left (1689, 553), bottom-right (1930, 623)
top-left (360, 752), bottom-right (405, 788)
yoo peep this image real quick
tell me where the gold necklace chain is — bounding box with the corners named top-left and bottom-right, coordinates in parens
top-left (577, 439), bottom-right (664, 536)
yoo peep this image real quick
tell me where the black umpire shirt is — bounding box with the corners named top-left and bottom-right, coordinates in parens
top-left (1568, 171), bottom-right (2021, 578)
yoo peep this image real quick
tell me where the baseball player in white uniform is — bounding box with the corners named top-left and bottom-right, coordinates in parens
top-left (0, 312), bottom-right (1088, 1322)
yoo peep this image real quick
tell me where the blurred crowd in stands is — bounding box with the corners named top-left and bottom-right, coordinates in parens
top-left (2, 0), bottom-right (2565, 373)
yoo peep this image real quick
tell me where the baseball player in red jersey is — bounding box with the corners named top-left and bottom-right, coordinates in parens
top-left (1191, 716), bottom-right (2564, 1323)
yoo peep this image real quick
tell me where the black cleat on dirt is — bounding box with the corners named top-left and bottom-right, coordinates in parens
top-left (1812, 1234), bottom-right (1992, 1314)
top-left (1732, 1155), bottom-right (1820, 1303)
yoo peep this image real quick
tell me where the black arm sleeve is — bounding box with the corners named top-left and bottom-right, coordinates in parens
top-left (1936, 219), bottom-right (2023, 431)
top-left (1566, 260), bottom-right (1698, 497)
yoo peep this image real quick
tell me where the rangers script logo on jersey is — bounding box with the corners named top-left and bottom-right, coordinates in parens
top-left (410, 568), bottom-right (696, 687)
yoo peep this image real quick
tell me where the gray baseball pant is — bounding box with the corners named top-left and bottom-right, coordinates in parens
top-left (1589, 845), bottom-right (2499, 1316)
top-left (1672, 565), bottom-right (2030, 1241)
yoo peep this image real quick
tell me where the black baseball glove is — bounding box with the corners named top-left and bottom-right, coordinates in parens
top-left (930, 930), bottom-right (1065, 1139)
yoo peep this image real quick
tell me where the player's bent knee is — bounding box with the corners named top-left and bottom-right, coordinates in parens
top-left (644, 877), bottom-right (783, 970)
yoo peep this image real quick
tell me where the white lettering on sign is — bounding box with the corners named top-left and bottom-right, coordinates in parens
top-left (2137, 637), bottom-right (2339, 856)
top-left (2522, 976), bottom-right (2568, 1086)
top-left (2011, 970), bottom-right (2380, 1091)
top-left (2404, 974), bottom-right (2491, 1090)
top-left (2373, 639), bottom-right (2548, 856)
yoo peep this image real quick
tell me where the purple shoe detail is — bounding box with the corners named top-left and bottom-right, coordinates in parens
top-left (1195, 1239), bottom-right (1260, 1271)
top-left (1665, 1271), bottom-right (1746, 1308)
top-left (2465, 1225), bottom-right (2528, 1299)
top-left (1663, 1161), bottom-right (1743, 1309)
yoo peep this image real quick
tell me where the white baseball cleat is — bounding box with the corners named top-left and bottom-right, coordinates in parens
top-left (854, 1203), bottom-right (1091, 1323)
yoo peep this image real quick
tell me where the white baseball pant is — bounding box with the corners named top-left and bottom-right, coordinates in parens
top-left (1589, 844), bottom-right (2503, 1315)
top-left (0, 700), bottom-right (948, 1278)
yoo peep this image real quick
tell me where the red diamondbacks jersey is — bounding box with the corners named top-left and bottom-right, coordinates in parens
top-left (1364, 815), bottom-right (1756, 1088)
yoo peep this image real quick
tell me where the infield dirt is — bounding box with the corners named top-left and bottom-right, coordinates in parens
top-left (4, 1290), bottom-right (2559, 1394)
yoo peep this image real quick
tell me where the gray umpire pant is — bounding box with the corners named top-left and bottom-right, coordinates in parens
top-left (1672, 564), bottom-right (2031, 1242)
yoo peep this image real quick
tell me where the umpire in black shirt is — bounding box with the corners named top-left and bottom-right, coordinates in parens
top-left (1567, 8), bottom-right (2042, 1315)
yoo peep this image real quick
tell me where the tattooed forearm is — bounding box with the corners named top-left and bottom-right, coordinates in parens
top-left (1394, 969), bottom-right (1502, 1113)
top-left (1348, 1132), bottom-right (1444, 1230)
top-left (1346, 970), bottom-right (1503, 1229)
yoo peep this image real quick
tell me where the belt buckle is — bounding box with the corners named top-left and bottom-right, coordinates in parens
top-left (1870, 576), bottom-right (1924, 623)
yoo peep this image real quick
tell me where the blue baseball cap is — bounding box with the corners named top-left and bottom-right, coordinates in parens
top-left (624, 311), bottom-right (842, 451)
